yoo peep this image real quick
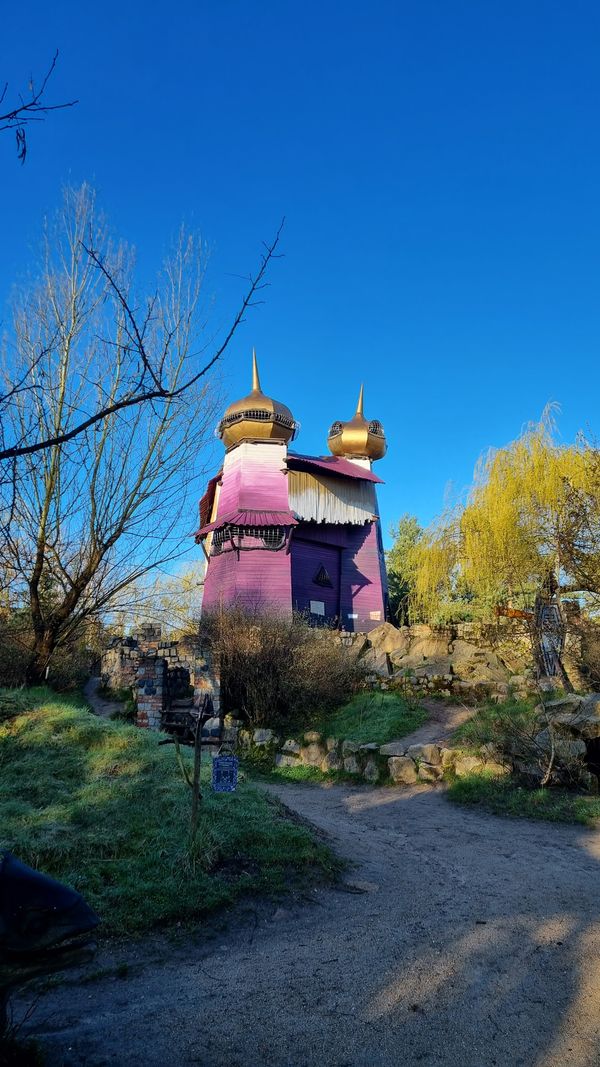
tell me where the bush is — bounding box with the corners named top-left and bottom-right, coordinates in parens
top-left (200, 607), bottom-right (365, 728)
top-left (453, 695), bottom-right (591, 789)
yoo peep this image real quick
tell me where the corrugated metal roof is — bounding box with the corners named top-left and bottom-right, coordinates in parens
top-left (286, 453), bottom-right (383, 484)
top-left (195, 509), bottom-right (298, 541)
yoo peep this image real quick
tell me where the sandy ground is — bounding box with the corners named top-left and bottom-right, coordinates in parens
top-left (15, 776), bottom-right (600, 1067)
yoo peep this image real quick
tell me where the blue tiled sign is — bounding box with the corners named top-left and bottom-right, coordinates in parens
top-left (212, 754), bottom-right (239, 793)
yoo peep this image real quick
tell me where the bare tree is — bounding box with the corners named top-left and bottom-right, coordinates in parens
top-left (0, 51), bottom-right (77, 163)
top-left (0, 209), bottom-right (283, 463)
top-left (0, 185), bottom-right (279, 682)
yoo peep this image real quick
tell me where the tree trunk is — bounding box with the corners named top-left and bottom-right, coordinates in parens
top-left (25, 631), bottom-right (56, 685)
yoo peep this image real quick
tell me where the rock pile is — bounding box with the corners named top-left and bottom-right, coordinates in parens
top-left (349, 621), bottom-right (535, 700)
top-left (238, 728), bottom-right (508, 786)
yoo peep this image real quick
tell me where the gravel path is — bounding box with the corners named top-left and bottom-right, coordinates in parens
top-left (19, 781), bottom-right (600, 1067)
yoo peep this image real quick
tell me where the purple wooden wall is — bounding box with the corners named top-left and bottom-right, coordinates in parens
top-left (290, 521), bottom-right (386, 632)
top-left (291, 539), bottom-right (341, 622)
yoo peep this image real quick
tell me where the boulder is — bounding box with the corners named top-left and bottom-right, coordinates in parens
top-left (543, 694), bottom-right (585, 716)
top-left (454, 755), bottom-right (486, 777)
top-left (380, 741), bottom-right (407, 757)
top-left (282, 738), bottom-right (301, 754)
top-left (408, 633), bottom-right (452, 661)
top-left (304, 730), bottom-right (322, 743)
top-left (440, 747), bottom-right (458, 769)
top-left (449, 640), bottom-right (509, 684)
top-left (300, 742), bottom-right (326, 766)
top-left (417, 762), bottom-right (442, 782)
top-left (361, 648), bottom-right (391, 677)
top-left (533, 728), bottom-right (587, 760)
top-left (344, 755), bottom-right (361, 774)
top-left (363, 758), bottom-right (380, 783)
top-left (275, 753), bottom-right (300, 768)
top-left (325, 737), bottom-right (340, 752)
top-left (367, 623), bottom-right (411, 656)
top-left (359, 742), bottom-right (380, 753)
top-left (406, 743), bottom-right (442, 766)
top-left (483, 760), bottom-right (510, 777)
top-left (350, 634), bottom-right (370, 658)
top-left (342, 739), bottom-right (361, 755)
top-left (321, 751), bottom-right (343, 773)
top-left (388, 756), bottom-right (418, 785)
top-left (545, 694), bottom-right (600, 740)
top-left (253, 728), bottom-right (275, 746)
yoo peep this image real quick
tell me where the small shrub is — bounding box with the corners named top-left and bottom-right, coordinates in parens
top-left (201, 607), bottom-right (365, 728)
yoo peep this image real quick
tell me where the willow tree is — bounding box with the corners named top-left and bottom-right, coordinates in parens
top-left (0, 186), bottom-right (230, 681)
top-left (407, 414), bottom-right (597, 622)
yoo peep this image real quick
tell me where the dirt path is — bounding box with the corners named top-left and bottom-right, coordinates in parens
top-left (83, 676), bottom-right (123, 720)
top-left (19, 781), bottom-right (600, 1067)
top-left (401, 697), bottom-right (476, 747)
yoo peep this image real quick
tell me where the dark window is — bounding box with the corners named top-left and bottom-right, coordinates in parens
top-left (314, 564), bottom-right (333, 588)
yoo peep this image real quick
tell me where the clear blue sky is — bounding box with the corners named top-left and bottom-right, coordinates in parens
top-left (2, 1), bottom-right (599, 547)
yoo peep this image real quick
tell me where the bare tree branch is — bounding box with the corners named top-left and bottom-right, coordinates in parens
top-left (0, 218), bottom-right (285, 461)
top-left (0, 51), bottom-right (78, 163)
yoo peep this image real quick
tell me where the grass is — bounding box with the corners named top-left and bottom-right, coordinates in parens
top-left (0, 688), bottom-right (340, 936)
top-left (451, 695), bottom-right (539, 748)
top-left (448, 772), bottom-right (600, 826)
top-left (252, 763), bottom-right (360, 786)
top-left (314, 690), bottom-right (427, 745)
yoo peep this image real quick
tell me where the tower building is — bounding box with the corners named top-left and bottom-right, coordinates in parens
top-left (196, 351), bottom-right (388, 631)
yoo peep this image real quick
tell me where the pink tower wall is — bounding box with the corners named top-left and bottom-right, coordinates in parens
top-left (202, 442), bottom-right (293, 614)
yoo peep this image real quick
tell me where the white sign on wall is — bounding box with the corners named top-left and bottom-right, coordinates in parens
top-left (310, 600), bottom-right (325, 616)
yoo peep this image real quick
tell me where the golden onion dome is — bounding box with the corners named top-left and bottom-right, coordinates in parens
top-left (327, 385), bottom-right (387, 461)
top-left (217, 350), bottom-right (298, 448)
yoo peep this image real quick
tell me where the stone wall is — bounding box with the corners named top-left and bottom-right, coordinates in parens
top-left (102, 624), bottom-right (220, 731)
top-left (238, 728), bottom-right (508, 786)
top-left (350, 619), bottom-right (538, 699)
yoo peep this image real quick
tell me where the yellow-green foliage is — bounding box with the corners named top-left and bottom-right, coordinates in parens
top-left (407, 414), bottom-right (594, 622)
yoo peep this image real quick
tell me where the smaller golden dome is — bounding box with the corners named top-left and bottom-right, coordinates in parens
top-left (218, 350), bottom-right (298, 448)
top-left (327, 385), bottom-right (386, 461)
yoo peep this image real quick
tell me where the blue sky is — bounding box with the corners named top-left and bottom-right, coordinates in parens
top-left (2, 0), bottom-right (599, 548)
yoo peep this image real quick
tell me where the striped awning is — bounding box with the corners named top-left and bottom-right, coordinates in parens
top-left (195, 509), bottom-right (298, 541)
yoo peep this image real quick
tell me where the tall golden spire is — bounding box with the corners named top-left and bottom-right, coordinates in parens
top-left (217, 348), bottom-right (297, 448)
top-left (327, 384), bottom-right (386, 462)
top-left (356, 384), bottom-right (364, 417)
top-left (251, 348), bottom-right (262, 393)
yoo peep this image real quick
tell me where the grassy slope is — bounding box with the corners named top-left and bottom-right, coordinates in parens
top-left (315, 691), bottom-right (427, 745)
top-left (449, 773), bottom-right (600, 826)
top-left (0, 689), bottom-right (338, 935)
top-left (448, 695), bottom-right (600, 826)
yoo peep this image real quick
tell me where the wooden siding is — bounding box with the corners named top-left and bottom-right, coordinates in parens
top-left (292, 521), bottom-right (386, 632)
top-left (202, 441), bottom-right (292, 614)
top-left (291, 539), bottom-right (341, 622)
top-left (201, 440), bottom-right (387, 629)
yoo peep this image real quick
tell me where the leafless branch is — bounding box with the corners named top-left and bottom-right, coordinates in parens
top-left (0, 51), bottom-right (78, 163)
